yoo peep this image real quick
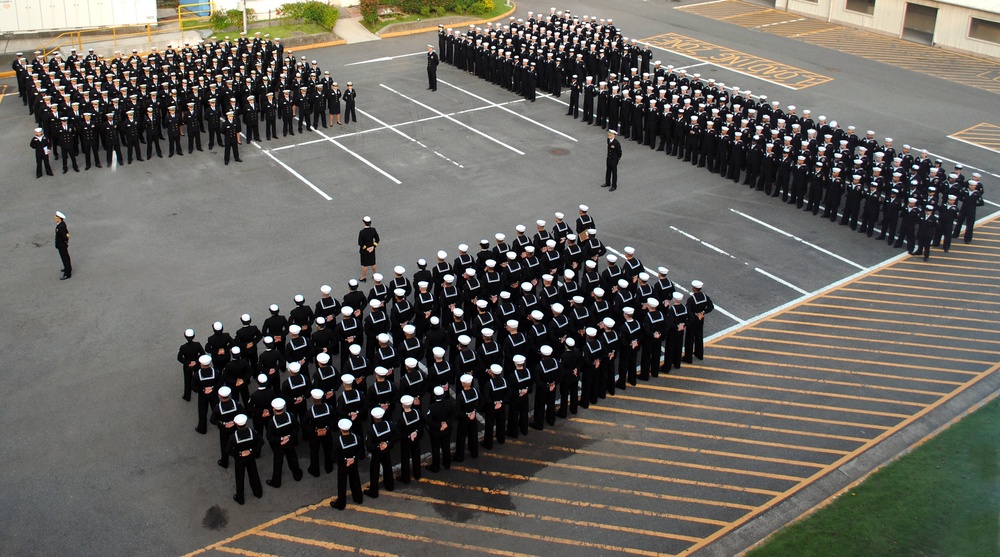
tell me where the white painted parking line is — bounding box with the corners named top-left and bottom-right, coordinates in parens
top-left (380, 83), bottom-right (526, 155)
top-left (438, 79), bottom-right (579, 143)
top-left (343, 51), bottom-right (425, 66)
top-left (308, 125), bottom-right (403, 185)
top-left (604, 245), bottom-right (746, 324)
top-left (729, 207), bottom-right (866, 270)
top-left (754, 267), bottom-right (809, 295)
top-left (357, 108), bottom-right (465, 168)
top-left (675, 62), bottom-right (711, 71)
top-left (669, 225), bottom-right (738, 260)
top-left (644, 43), bottom-right (798, 91)
top-left (250, 141), bottom-right (333, 200)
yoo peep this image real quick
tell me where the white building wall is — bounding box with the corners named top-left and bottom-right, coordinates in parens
top-left (0, 0), bottom-right (157, 33)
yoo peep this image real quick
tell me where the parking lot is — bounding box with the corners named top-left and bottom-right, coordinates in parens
top-left (1, 0), bottom-right (999, 555)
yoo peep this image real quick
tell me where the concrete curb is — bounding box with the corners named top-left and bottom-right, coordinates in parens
top-left (378, 3), bottom-right (518, 39)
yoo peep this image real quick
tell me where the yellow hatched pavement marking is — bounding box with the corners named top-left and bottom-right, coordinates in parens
top-left (686, 363), bottom-right (948, 397)
top-left (708, 354), bottom-right (966, 387)
top-left (377, 490), bottom-right (704, 543)
top-left (452, 466), bottom-right (758, 510)
top-left (949, 123), bottom-right (1000, 154)
top-left (728, 333), bottom-right (998, 365)
top-left (532, 428), bottom-right (829, 468)
top-left (748, 326), bottom-right (1000, 358)
top-left (418, 477), bottom-right (733, 526)
top-left (485, 452), bottom-right (785, 496)
top-left (590, 405), bottom-right (871, 443)
top-left (252, 531), bottom-right (399, 556)
top-left (295, 510), bottom-right (676, 557)
top-left (572, 417), bottom-right (852, 456)
top-left (630, 384), bottom-right (910, 419)
top-left (286, 515), bottom-right (539, 557)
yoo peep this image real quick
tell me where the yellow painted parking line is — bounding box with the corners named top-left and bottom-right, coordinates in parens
top-left (379, 490), bottom-right (704, 543)
top-left (787, 310), bottom-right (986, 334)
top-left (677, 361), bottom-right (1000, 555)
top-left (631, 385), bottom-right (911, 419)
top-left (591, 405), bottom-right (871, 443)
top-left (750, 326), bottom-right (1000, 357)
top-left (894, 260), bottom-right (1000, 273)
top-left (215, 546), bottom-right (284, 557)
top-left (641, 32), bottom-right (833, 90)
top-left (687, 363), bottom-right (948, 397)
top-left (181, 498), bottom-right (336, 557)
top-left (892, 265), bottom-right (996, 280)
top-left (573, 417), bottom-right (852, 456)
top-left (289, 515), bottom-right (538, 557)
top-left (823, 294), bottom-right (1000, 316)
top-left (805, 302), bottom-right (1000, 327)
top-left (710, 354), bottom-right (965, 386)
top-left (613, 393), bottom-right (892, 430)
top-left (854, 280), bottom-right (1000, 298)
top-left (713, 344), bottom-right (980, 376)
top-left (839, 287), bottom-right (1000, 309)
top-left (486, 452), bottom-right (784, 496)
top-left (535, 428), bottom-right (828, 468)
top-left (949, 123), bottom-right (1000, 154)
top-left (297, 506), bottom-right (677, 557)
top-left (730, 333), bottom-right (997, 365)
top-left (418, 477), bottom-right (733, 526)
top-left (674, 0), bottom-right (1000, 95)
top-left (926, 249), bottom-right (1000, 259)
top-left (664, 372), bottom-right (930, 408)
top-left (454, 467), bottom-right (758, 510)
top-left (253, 531), bottom-right (398, 556)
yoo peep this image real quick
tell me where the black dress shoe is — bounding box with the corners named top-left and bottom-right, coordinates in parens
top-left (609, 187), bottom-right (616, 192)
top-left (292, 470), bottom-right (303, 481)
top-left (363, 489), bottom-right (378, 498)
top-left (331, 500), bottom-right (346, 510)
top-left (217, 459), bottom-right (228, 469)
top-left (195, 427), bottom-right (207, 434)
top-left (59, 275), bottom-right (71, 280)
top-left (265, 479), bottom-right (279, 488)
top-left (600, 183), bottom-right (609, 187)
top-left (233, 494), bottom-right (244, 505)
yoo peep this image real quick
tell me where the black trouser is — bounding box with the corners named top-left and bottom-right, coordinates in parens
top-left (181, 364), bottom-right (193, 400)
top-left (666, 328), bottom-right (684, 370)
top-left (954, 210), bottom-right (976, 243)
top-left (399, 434), bottom-right (422, 481)
top-left (196, 391), bottom-right (211, 432)
top-left (60, 145), bottom-right (78, 171)
top-left (269, 443), bottom-right (302, 487)
top-left (428, 66), bottom-right (437, 90)
top-left (145, 135), bottom-right (162, 159)
top-left (308, 431), bottom-right (334, 475)
top-left (298, 109), bottom-right (312, 132)
top-left (208, 125), bottom-right (222, 149)
top-left (282, 115), bottom-right (294, 136)
top-left (454, 415), bottom-right (478, 460)
top-left (618, 346), bottom-right (638, 387)
top-left (265, 116), bottom-right (277, 139)
top-left (334, 460), bottom-right (363, 507)
top-left (234, 455), bottom-right (262, 502)
top-left (557, 375), bottom-right (578, 416)
top-left (312, 109), bottom-right (326, 129)
top-left (218, 426), bottom-right (233, 466)
top-left (57, 245), bottom-right (71, 276)
top-left (367, 448), bottom-right (393, 494)
top-left (168, 135), bottom-right (183, 156)
top-left (685, 320), bottom-right (705, 362)
top-left (640, 339), bottom-right (663, 379)
top-left (580, 363), bottom-right (596, 407)
top-left (187, 127), bottom-right (202, 152)
top-left (35, 152), bottom-right (53, 177)
top-left (532, 385), bottom-right (556, 428)
top-left (428, 433), bottom-right (451, 470)
top-left (224, 139), bottom-right (240, 164)
top-left (344, 103), bottom-right (356, 124)
top-left (105, 144), bottom-right (123, 166)
top-left (482, 405), bottom-right (505, 448)
top-left (507, 394), bottom-right (529, 436)
top-left (83, 143), bottom-right (101, 168)
top-left (605, 160), bottom-right (618, 187)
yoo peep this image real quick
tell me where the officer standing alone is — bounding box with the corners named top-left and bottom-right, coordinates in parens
top-left (358, 216), bottom-right (379, 282)
top-left (427, 45), bottom-right (439, 92)
top-left (54, 211), bottom-right (71, 280)
top-left (604, 129), bottom-right (622, 192)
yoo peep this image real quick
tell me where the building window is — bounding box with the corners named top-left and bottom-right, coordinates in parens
top-left (969, 17), bottom-right (1000, 45)
top-left (845, 0), bottom-right (876, 15)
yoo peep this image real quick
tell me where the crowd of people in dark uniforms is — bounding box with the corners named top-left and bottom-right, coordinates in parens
top-left (436, 8), bottom-right (988, 259)
top-left (13, 33), bottom-right (359, 173)
top-left (177, 207), bottom-right (714, 508)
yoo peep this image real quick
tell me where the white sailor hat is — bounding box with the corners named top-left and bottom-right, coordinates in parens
top-left (403, 324), bottom-right (416, 335)
top-left (287, 362), bottom-right (301, 374)
top-left (692, 280), bottom-right (704, 289)
top-left (673, 292), bottom-right (684, 301)
top-left (554, 212), bottom-right (564, 219)
top-left (234, 414), bottom-right (248, 426)
top-left (481, 327), bottom-right (495, 337)
top-left (602, 317), bottom-right (616, 328)
top-left (521, 282), bottom-right (534, 292)
top-left (213, 321), bottom-right (224, 331)
top-left (311, 388), bottom-right (324, 400)
top-left (433, 386), bottom-right (445, 397)
top-left (184, 328), bottom-right (195, 338)
top-left (585, 327), bottom-right (598, 337)
top-left (512, 354), bottom-right (527, 365)
top-left (349, 344), bottom-right (362, 356)
top-left (476, 299), bottom-right (489, 309)
top-left (316, 352), bottom-right (331, 364)
top-left (393, 288), bottom-right (406, 298)
top-left (536, 219), bottom-right (546, 227)
top-left (530, 310), bottom-right (544, 321)
top-left (432, 346), bottom-right (446, 358)
top-left (341, 306), bottom-right (353, 317)
top-left (377, 333), bottom-right (390, 344)
top-left (375, 366), bottom-right (389, 377)
top-left (271, 398), bottom-right (286, 410)
top-left (460, 374), bottom-right (474, 384)
top-left (373, 272), bottom-right (383, 281)
top-left (338, 418), bottom-right (353, 431)
top-left (458, 335), bottom-right (472, 346)
top-left (219, 386), bottom-right (232, 398)
top-left (646, 298), bottom-right (660, 308)
top-left (579, 204), bottom-right (589, 212)
top-left (617, 278), bottom-right (629, 289)
top-left (515, 224), bottom-right (526, 233)
top-left (542, 273), bottom-right (554, 282)
top-left (341, 373), bottom-right (356, 384)
top-left (320, 284), bottom-right (332, 295)
top-left (289, 324), bottom-right (301, 335)
top-left (404, 357), bottom-right (418, 369)
top-left (400, 395), bottom-right (415, 406)
top-left (593, 287), bottom-right (605, 298)
top-left (506, 319), bottom-right (520, 329)
top-left (231, 346), bottom-right (241, 355)
top-left (453, 308), bottom-right (465, 317)
top-left (369, 299), bottom-right (382, 309)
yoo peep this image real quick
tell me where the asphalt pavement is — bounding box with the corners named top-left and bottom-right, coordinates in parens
top-left (0, 1), bottom-right (998, 556)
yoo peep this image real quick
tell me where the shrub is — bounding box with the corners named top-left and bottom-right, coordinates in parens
top-left (278, 1), bottom-right (340, 29)
top-left (210, 8), bottom-right (257, 30)
top-left (434, 6), bottom-right (445, 15)
top-left (360, 0), bottom-right (379, 26)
